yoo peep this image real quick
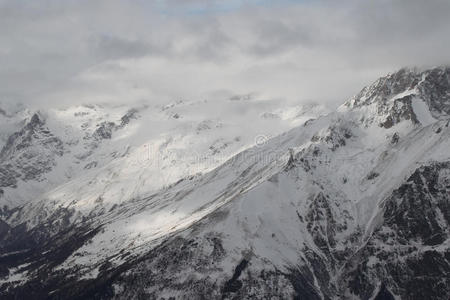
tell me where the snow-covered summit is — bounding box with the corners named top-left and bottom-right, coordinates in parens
top-left (340, 66), bottom-right (450, 128)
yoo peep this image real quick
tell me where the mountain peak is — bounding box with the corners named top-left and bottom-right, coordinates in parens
top-left (341, 66), bottom-right (450, 128)
top-left (26, 112), bottom-right (45, 130)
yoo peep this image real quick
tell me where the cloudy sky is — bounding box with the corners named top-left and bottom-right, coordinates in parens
top-left (1, 0), bottom-right (450, 109)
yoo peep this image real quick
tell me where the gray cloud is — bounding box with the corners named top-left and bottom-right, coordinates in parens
top-left (248, 18), bottom-right (315, 56)
top-left (0, 0), bottom-right (449, 109)
top-left (89, 34), bottom-right (155, 60)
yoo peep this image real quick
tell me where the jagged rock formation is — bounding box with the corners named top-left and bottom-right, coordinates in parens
top-left (0, 67), bottom-right (449, 299)
top-left (0, 113), bottom-right (64, 189)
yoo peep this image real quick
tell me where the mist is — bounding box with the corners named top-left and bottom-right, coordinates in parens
top-left (1, 0), bottom-right (449, 109)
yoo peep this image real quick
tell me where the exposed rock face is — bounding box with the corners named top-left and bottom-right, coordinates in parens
top-left (418, 67), bottom-right (450, 117)
top-left (349, 68), bottom-right (421, 108)
top-left (93, 121), bottom-right (116, 140)
top-left (119, 108), bottom-right (139, 127)
top-left (0, 67), bottom-right (449, 299)
top-left (340, 162), bottom-right (450, 299)
top-left (0, 113), bottom-right (63, 189)
top-left (345, 67), bottom-right (450, 127)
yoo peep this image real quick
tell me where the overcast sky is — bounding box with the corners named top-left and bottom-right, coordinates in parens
top-left (1, 0), bottom-right (449, 109)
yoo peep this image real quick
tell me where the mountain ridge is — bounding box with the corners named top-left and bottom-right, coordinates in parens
top-left (0, 66), bottom-right (449, 299)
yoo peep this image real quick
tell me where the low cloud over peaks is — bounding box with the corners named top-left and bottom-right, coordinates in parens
top-left (0, 0), bottom-right (449, 108)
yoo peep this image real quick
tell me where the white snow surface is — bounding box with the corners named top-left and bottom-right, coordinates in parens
top-left (40, 103), bottom-right (450, 276)
top-left (411, 97), bottom-right (437, 126)
top-left (1, 80), bottom-right (449, 292)
top-left (1, 98), bottom-right (329, 212)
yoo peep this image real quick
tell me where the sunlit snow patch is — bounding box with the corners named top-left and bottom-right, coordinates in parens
top-left (411, 97), bottom-right (437, 126)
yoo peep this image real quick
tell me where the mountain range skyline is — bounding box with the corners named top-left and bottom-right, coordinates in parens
top-left (1, 1), bottom-right (450, 299)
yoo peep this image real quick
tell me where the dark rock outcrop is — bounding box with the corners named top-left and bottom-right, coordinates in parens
top-left (0, 113), bottom-right (64, 190)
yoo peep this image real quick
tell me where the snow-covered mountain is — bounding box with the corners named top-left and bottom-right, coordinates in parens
top-left (0, 67), bottom-right (449, 299)
top-left (0, 97), bottom-right (327, 211)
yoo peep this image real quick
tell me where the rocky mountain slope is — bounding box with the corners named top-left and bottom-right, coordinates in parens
top-left (0, 67), bottom-right (449, 299)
